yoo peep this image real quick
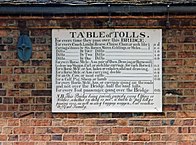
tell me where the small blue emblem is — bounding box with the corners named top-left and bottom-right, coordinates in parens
top-left (17, 35), bottom-right (32, 62)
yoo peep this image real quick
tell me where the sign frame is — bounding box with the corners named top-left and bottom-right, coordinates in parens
top-left (52, 29), bottom-right (162, 113)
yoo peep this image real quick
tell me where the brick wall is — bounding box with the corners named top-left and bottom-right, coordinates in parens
top-left (0, 14), bottom-right (195, 145)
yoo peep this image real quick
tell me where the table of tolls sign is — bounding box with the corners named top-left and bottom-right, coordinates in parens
top-left (52, 29), bottom-right (162, 112)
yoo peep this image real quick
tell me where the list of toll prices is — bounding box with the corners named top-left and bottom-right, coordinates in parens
top-left (52, 29), bottom-right (162, 112)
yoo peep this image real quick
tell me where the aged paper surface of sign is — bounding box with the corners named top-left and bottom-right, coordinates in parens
top-left (52, 29), bottom-right (162, 112)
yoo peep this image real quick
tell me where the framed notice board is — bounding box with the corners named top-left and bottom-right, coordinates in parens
top-left (52, 29), bottom-right (162, 112)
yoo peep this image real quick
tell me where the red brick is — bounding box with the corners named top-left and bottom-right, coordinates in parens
top-left (113, 142), bottom-right (133, 145)
top-left (68, 127), bottom-right (79, 133)
top-left (8, 105), bottom-right (19, 111)
top-left (178, 82), bottom-right (196, 88)
top-left (167, 44), bottom-right (183, 51)
top-left (32, 51), bottom-right (47, 59)
top-left (63, 135), bottom-right (84, 141)
top-left (14, 142), bottom-right (34, 145)
top-left (179, 134), bottom-right (196, 141)
top-left (9, 75), bottom-right (20, 81)
top-left (147, 142), bottom-right (166, 145)
top-left (184, 59), bottom-right (196, 66)
top-left (178, 51), bottom-right (195, 58)
top-left (184, 89), bottom-right (195, 95)
top-left (1, 68), bottom-right (13, 74)
top-left (183, 36), bottom-right (195, 43)
top-left (15, 83), bottom-right (35, 89)
top-left (47, 142), bottom-right (66, 145)
top-left (8, 119), bottom-right (19, 126)
top-left (119, 134), bottom-right (128, 141)
top-left (178, 141), bottom-right (194, 145)
top-left (96, 135), bottom-right (110, 141)
top-left (85, 135), bottom-right (95, 141)
top-left (35, 67), bottom-right (46, 74)
top-left (163, 59), bottom-right (183, 66)
top-left (112, 127), bottom-right (132, 133)
top-left (117, 119), bottom-right (128, 126)
top-left (32, 60), bottom-right (51, 66)
top-left (33, 45), bottom-right (50, 51)
top-left (0, 30), bottom-right (8, 36)
top-left (0, 135), bottom-right (7, 141)
top-left (99, 127), bottom-right (112, 134)
top-left (79, 142), bottom-right (99, 145)
top-left (84, 119), bottom-right (97, 126)
top-left (7, 60), bottom-right (19, 66)
top-left (63, 120), bottom-right (84, 126)
top-left (30, 135), bottom-right (51, 141)
top-left (179, 127), bottom-right (189, 133)
top-left (163, 105), bottom-right (181, 111)
top-left (96, 119), bottom-right (117, 126)
top-left (183, 44), bottom-right (194, 50)
top-left (67, 113), bottom-right (78, 118)
top-left (129, 120), bottom-right (149, 126)
top-left (31, 119), bottom-right (52, 126)
top-left (132, 127), bottom-right (145, 133)
top-left (190, 127), bottom-right (196, 133)
top-left (31, 29), bottom-right (51, 36)
top-left (0, 90), bottom-right (6, 96)
top-left (0, 75), bottom-right (8, 81)
top-left (31, 90), bottom-right (51, 96)
top-left (3, 112), bottom-right (13, 118)
top-left (164, 96), bottom-right (177, 104)
top-left (14, 67), bottom-right (35, 74)
top-left (163, 82), bottom-right (178, 88)
top-left (161, 134), bottom-right (179, 141)
top-left (52, 135), bottom-right (62, 141)
top-left (129, 134), bottom-right (150, 141)
top-left (183, 119), bottom-right (194, 126)
top-left (150, 134), bottom-right (161, 141)
top-left (177, 112), bottom-right (196, 118)
top-left (14, 97), bottom-right (33, 104)
top-left (0, 105), bottom-right (7, 112)
top-left (35, 83), bottom-right (47, 89)
top-left (20, 119), bottom-right (31, 126)
top-left (8, 135), bottom-right (18, 141)
top-left (0, 60), bottom-right (7, 66)
top-left (163, 67), bottom-right (177, 74)
top-left (0, 119), bottom-right (7, 126)
top-left (147, 127), bottom-right (166, 133)
top-left (181, 74), bottom-right (195, 81)
top-left (182, 104), bottom-right (194, 110)
top-left (14, 127), bottom-right (34, 134)
top-left (47, 127), bottom-right (68, 133)
top-left (178, 97), bottom-right (196, 103)
top-left (167, 52), bottom-right (177, 58)
top-left (167, 127), bottom-right (178, 134)
top-left (35, 127), bottom-right (48, 134)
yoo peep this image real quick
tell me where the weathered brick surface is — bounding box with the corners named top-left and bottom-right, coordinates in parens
top-left (0, 13), bottom-right (195, 145)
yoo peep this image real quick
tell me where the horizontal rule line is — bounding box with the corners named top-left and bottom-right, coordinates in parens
top-left (123, 73), bottom-right (153, 74)
top-left (107, 76), bottom-right (152, 77)
top-left (108, 80), bottom-right (153, 81)
top-left (105, 51), bottom-right (153, 53)
top-left (105, 55), bottom-right (153, 57)
top-left (85, 93), bottom-right (159, 94)
top-left (106, 59), bottom-right (154, 60)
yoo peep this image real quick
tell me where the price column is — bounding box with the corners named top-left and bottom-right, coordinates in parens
top-left (153, 42), bottom-right (162, 94)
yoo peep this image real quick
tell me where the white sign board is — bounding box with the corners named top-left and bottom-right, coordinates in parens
top-left (52, 29), bottom-right (162, 112)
